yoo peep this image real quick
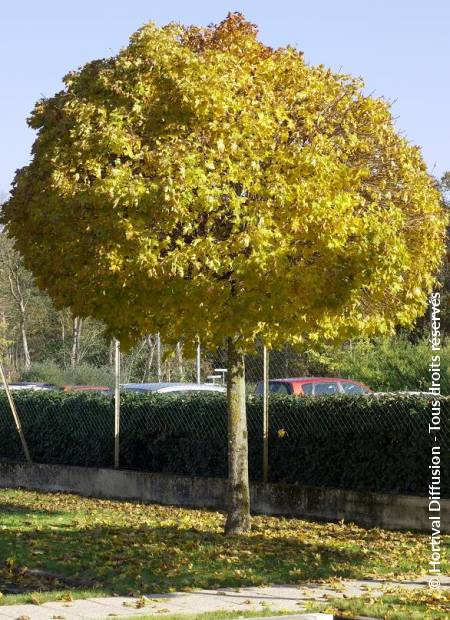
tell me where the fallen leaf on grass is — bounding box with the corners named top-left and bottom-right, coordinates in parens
top-left (1, 487), bottom-right (445, 603)
top-left (123, 596), bottom-right (152, 609)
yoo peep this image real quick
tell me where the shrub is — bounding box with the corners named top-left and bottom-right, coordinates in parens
top-left (20, 361), bottom-right (113, 387)
top-left (0, 391), bottom-right (448, 496)
top-left (316, 336), bottom-right (450, 394)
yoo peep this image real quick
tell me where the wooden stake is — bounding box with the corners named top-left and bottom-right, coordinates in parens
top-left (0, 362), bottom-right (31, 463)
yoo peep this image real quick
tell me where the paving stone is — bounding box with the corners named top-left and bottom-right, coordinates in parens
top-left (0, 604), bottom-right (79, 620)
top-left (0, 576), bottom-right (447, 619)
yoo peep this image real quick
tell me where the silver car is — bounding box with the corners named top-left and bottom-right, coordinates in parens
top-left (120, 382), bottom-right (226, 395)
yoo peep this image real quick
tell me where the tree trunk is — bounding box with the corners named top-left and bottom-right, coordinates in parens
top-left (176, 341), bottom-right (184, 381)
top-left (224, 336), bottom-right (251, 535)
top-left (109, 339), bottom-right (114, 368)
top-left (18, 299), bottom-right (30, 371)
top-left (20, 319), bottom-right (31, 370)
top-left (59, 311), bottom-right (67, 367)
top-left (70, 316), bottom-right (82, 368)
top-left (142, 335), bottom-right (155, 382)
top-left (14, 338), bottom-right (19, 373)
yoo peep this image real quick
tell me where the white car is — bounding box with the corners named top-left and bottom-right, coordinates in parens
top-left (120, 382), bottom-right (226, 395)
top-left (0, 382), bottom-right (57, 391)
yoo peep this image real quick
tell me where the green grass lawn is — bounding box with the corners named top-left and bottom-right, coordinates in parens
top-left (0, 488), bottom-right (448, 615)
top-left (308, 589), bottom-right (450, 619)
top-left (126, 598), bottom-right (450, 620)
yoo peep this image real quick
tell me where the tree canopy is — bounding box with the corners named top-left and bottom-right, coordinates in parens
top-left (3, 13), bottom-right (446, 353)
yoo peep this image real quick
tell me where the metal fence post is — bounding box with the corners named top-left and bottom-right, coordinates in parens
top-left (156, 333), bottom-right (162, 382)
top-left (196, 341), bottom-right (201, 384)
top-left (114, 339), bottom-right (120, 468)
top-left (263, 345), bottom-right (269, 483)
top-left (0, 362), bottom-right (31, 463)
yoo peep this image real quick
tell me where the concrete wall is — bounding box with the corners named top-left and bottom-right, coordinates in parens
top-left (0, 461), bottom-right (447, 532)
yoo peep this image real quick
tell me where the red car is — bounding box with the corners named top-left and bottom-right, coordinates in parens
top-left (61, 385), bottom-right (110, 393)
top-left (255, 377), bottom-right (372, 396)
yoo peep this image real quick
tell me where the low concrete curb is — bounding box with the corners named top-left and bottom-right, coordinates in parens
top-left (1, 461), bottom-right (448, 531)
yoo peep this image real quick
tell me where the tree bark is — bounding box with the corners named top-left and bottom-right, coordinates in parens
top-left (59, 311), bottom-right (67, 367)
top-left (109, 338), bottom-right (114, 368)
top-left (6, 270), bottom-right (31, 371)
top-left (224, 336), bottom-right (251, 535)
top-left (70, 316), bottom-right (82, 368)
top-left (176, 341), bottom-right (184, 381)
top-left (142, 335), bottom-right (155, 382)
top-left (20, 316), bottom-right (31, 370)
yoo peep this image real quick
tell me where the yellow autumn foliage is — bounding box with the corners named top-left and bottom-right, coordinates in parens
top-left (2, 13), bottom-right (446, 352)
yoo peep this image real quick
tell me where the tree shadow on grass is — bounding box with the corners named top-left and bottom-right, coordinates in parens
top-left (0, 522), bottom-right (370, 596)
top-left (0, 502), bottom-right (67, 517)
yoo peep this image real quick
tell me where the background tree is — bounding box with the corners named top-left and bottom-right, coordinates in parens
top-left (438, 172), bottom-right (450, 335)
top-left (0, 234), bottom-right (42, 370)
top-left (2, 14), bottom-right (447, 533)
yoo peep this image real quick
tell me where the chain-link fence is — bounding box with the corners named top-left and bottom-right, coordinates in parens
top-left (0, 339), bottom-right (449, 498)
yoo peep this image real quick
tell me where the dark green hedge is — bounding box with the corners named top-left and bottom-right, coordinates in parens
top-left (0, 391), bottom-right (448, 497)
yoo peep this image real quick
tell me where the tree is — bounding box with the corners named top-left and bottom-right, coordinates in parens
top-left (2, 14), bottom-right (447, 533)
top-left (0, 234), bottom-right (37, 370)
top-left (435, 172), bottom-right (450, 335)
top-left (70, 316), bottom-right (83, 368)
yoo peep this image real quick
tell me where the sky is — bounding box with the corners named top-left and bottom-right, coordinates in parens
top-left (1, 0), bottom-right (449, 197)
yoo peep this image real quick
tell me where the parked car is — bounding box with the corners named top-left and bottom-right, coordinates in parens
top-left (371, 390), bottom-right (434, 397)
top-left (61, 385), bottom-right (110, 393)
top-left (0, 381), bottom-right (58, 391)
top-left (120, 382), bottom-right (226, 395)
top-left (254, 377), bottom-right (372, 396)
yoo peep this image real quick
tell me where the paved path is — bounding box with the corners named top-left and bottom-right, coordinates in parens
top-left (0, 576), bottom-right (447, 620)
